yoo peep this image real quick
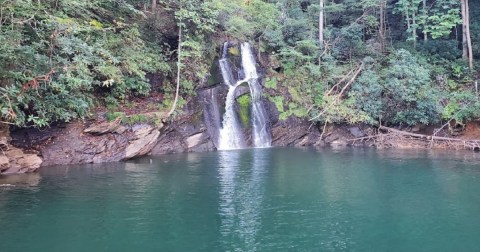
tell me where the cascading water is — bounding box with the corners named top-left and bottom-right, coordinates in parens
top-left (218, 43), bottom-right (246, 150)
top-left (241, 43), bottom-right (271, 148)
top-left (217, 42), bottom-right (271, 150)
top-left (218, 84), bottom-right (246, 150)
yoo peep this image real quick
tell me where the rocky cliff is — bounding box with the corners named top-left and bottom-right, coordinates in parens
top-left (2, 88), bottom-right (368, 175)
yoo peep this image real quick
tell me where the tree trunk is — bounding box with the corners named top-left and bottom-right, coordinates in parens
top-left (151, 0), bottom-right (157, 12)
top-left (461, 0), bottom-right (473, 69)
top-left (462, 0), bottom-right (468, 59)
top-left (465, 0), bottom-right (473, 69)
top-left (167, 25), bottom-right (182, 117)
top-left (319, 0), bottom-right (324, 47)
top-left (405, 9), bottom-right (411, 38)
top-left (379, 0), bottom-right (386, 53)
top-left (412, 11), bottom-right (417, 48)
top-left (423, 0), bottom-right (427, 41)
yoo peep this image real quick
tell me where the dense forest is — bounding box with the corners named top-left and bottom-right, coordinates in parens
top-left (0, 0), bottom-right (479, 129)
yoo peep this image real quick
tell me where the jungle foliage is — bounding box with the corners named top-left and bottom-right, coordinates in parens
top-left (1, 0), bottom-right (479, 128)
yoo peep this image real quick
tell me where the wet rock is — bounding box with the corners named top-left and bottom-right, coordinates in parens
top-left (265, 98), bottom-right (322, 147)
top-left (349, 127), bottom-right (366, 138)
top-left (199, 85), bottom-right (224, 148)
top-left (186, 133), bottom-right (206, 148)
top-left (9, 120), bottom-right (165, 167)
top-left (330, 139), bottom-right (348, 147)
top-left (190, 140), bottom-right (215, 153)
top-left (151, 116), bottom-right (215, 155)
top-left (270, 116), bottom-right (323, 147)
top-left (186, 132), bottom-right (216, 152)
top-left (323, 125), bottom-right (351, 145)
top-left (235, 85), bottom-right (250, 98)
top-left (151, 128), bottom-right (186, 154)
top-left (124, 127), bottom-right (160, 160)
top-left (151, 95), bottom-right (216, 155)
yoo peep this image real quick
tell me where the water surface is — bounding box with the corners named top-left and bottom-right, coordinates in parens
top-left (1, 148), bottom-right (480, 251)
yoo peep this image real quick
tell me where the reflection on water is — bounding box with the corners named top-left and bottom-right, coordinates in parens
top-left (1, 148), bottom-right (480, 251)
top-left (0, 173), bottom-right (41, 187)
top-left (218, 149), bottom-right (268, 251)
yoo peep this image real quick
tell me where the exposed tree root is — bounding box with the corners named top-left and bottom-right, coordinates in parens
top-left (348, 126), bottom-right (480, 151)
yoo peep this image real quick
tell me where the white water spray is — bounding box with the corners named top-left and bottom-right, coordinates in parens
top-left (241, 43), bottom-right (271, 148)
top-left (217, 42), bottom-right (271, 150)
top-left (218, 43), bottom-right (246, 150)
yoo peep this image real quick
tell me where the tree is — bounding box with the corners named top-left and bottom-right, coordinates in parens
top-left (422, 0), bottom-right (427, 41)
top-left (461, 0), bottom-right (473, 69)
top-left (396, 0), bottom-right (421, 46)
top-left (378, 0), bottom-right (387, 53)
top-left (167, 24), bottom-right (182, 117)
top-left (152, 0), bottom-right (157, 11)
top-left (319, 0), bottom-right (324, 47)
top-left (421, 0), bottom-right (461, 40)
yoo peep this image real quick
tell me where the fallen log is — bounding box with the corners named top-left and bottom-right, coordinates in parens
top-left (347, 126), bottom-right (480, 150)
top-left (378, 126), bottom-right (479, 142)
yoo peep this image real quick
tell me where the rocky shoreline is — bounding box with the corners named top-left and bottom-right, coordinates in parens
top-left (0, 95), bottom-right (328, 174)
top-left (2, 94), bottom-right (480, 175)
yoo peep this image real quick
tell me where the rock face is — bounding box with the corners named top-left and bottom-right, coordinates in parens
top-left (11, 121), bottom-right (165, 167)
top-left (263, 99), bottom-right (374, 148)
top-left (1, 124), bottom-right (42, 175)
top-left (264, 99), bottom-right (324, 147)
top-left (8, 96), bottom-right (217, 170)
top-left (125, 125), bottom-right (161, 159)
top-left (270, 116), bottom-right (324, 147)
top-left (83, 118), bottom-right (122, 135)
top-left (151, 97), bottom-right (216, 155)
top-left (3, 88), bottom-right (368, 175)
top-left (1, 148), bottom-right (43, 174)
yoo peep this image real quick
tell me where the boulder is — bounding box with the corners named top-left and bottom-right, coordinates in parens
top-left (1, 147), bottom-right (42, 174)
top-left (0, 137), bottom-right (8, 151)
top-left (349, 127), bottom-right (366, 138)
top-left (124, 127), bottom-right (161, 159)
top-left (0, 155), bottom-right (9, 172)
top-left (84, 118), bottom-right (121, 135)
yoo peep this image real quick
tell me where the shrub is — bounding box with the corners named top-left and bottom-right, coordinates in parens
top-left (382, 49), bottom-right (441, 125)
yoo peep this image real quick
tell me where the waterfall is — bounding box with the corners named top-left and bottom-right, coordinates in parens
top-left (241, 43), bottom-right (271, 148)
top-left (218, 84), bottom-right (246, 150)
top-left (217, 42), bottom-right (271, 150)
top-left (218, 43), bottom-right (246, 150)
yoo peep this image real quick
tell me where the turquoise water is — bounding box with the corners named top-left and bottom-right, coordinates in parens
top-left (1, 148), bottom-right (480, 251)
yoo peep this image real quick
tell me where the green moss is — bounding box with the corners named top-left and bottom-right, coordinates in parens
top-left (122, 114), bottom-right (149, 125)
top-left (207, 58), bottom-right (222, 86)
top-left (265, 77), bottom-right (277, 89)
top-left (288, 86), bottom-right (302, 103)
top-left (237, 95), bottom-right (251, 128)
top-left (106, 111), bottom-right (125, 122)
top-left (268, 96), bottom-right (284, 113)
top-left (237, 95), bottom-right (251, 107)
top-left (287, 102), bottom-right (308, 118)
top-left (229, 46), bottom-right (240, 56)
